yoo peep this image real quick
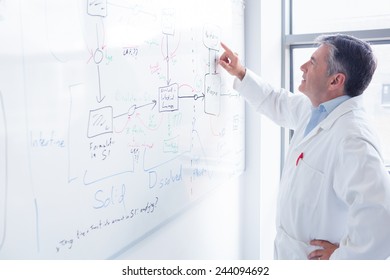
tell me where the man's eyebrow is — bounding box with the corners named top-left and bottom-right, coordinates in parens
top-left (310, 56), bottom-right (318, 65)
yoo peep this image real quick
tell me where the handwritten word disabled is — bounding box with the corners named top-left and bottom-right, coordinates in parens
top-left (148, 165), bottom-right (183, 189)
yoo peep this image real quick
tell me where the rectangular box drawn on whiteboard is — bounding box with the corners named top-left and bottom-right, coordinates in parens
top-left (204, 73), bottom-right (221, 116)
top-left (158, 83), bottom-right (179, 112)
top-left (87, 106), bottom-right (113, 138)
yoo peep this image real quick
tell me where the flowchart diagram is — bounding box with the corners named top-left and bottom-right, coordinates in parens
top-left (0, 0), bottom-right (245, 259)
top-left (67, 1), bottom-right (234, 188)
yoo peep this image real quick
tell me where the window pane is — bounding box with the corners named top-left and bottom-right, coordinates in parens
top-left (291, 48), bottom-right (314, 94)
top-left (292, 0), bottom-right (390, 34)
top-left (363, 44), bottom-right (390, 167)
top-left (292, 44), bottom-right (390, 166)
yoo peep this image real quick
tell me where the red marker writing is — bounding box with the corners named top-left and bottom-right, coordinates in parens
top-left (296, 152), bottom-right (304, 166)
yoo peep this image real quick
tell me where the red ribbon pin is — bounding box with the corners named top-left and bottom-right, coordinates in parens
top-left (296, 152), bottom-right (304, 166)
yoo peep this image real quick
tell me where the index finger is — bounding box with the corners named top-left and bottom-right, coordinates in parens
top-left (220, 42), bottom-right (234, 55)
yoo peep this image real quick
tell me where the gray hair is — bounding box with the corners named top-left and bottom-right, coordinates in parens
top-left (315, 34), bottom-right (377, 97)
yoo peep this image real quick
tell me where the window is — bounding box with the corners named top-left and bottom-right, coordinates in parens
top-left (292, 0), bottom-right (390, 34)
top-left (364, 44), bottom-right (390, 166)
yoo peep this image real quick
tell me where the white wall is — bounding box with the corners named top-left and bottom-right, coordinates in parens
top-left (240, 0), bottom-right (262, 260)
top-left (258, 0), bottom-right (283, 259)
top-left (242, 0), bottom-right (282, 260)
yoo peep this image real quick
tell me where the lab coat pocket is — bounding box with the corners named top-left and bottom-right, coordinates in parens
top-left (290, 159), bottom-right (324, 220)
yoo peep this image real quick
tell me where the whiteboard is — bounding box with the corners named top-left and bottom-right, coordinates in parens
top-left (0, 0), bottom-right (245, 259)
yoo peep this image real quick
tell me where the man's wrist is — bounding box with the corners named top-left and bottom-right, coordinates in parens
top-left (237, 67), bottom-right (246, 81)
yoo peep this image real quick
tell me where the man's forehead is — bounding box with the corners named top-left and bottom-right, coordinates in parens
top-left (312, 44), bottom-right (330, 61)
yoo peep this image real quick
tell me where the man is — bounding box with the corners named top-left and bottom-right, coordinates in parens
top-left (219, 34), bottom-right (390, 259)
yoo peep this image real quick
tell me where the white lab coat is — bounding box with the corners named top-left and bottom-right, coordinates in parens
top-left (235, 69), bottom-right (390, 259)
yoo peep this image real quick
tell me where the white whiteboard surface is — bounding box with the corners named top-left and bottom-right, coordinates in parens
top-left (0, 0), bottom-right (245, 259)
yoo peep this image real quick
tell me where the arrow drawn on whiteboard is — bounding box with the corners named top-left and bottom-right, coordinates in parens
top-left (178, 84), bottom-right (205, 101)
top-left (178, 92), bottom-right (205, 101)
top-left (161, 29), bottom-right (180, 86)
top-left (95, 65), bottom-right (106, 103)
top-left (165, 35), bottom-right (171, 86)
top-left (135, 100), bottom-right (157, 111)
top-left (114, 100), bottom-right (157, 119)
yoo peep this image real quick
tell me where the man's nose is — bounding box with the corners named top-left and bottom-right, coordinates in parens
top-left (300, 61), bottom-right (308, 72)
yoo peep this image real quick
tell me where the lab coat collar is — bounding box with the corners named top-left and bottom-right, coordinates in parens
top-left (319, 95), bottom-right (364, 130)
top-left (299, 95), bottom-right (364, 144)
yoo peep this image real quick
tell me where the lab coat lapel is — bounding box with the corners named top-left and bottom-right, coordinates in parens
top-left (294, 126), bottom-right (322, 150)
top-left (294, 96), bottom-right (363, 149)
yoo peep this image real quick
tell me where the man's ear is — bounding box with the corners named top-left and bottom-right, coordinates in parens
top-left (329, 73), bottom-right (346, 89)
